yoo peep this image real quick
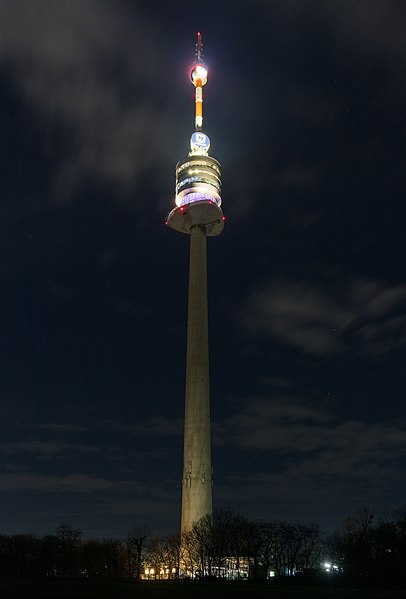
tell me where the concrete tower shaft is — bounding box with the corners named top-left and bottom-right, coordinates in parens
top-left (181, 224), bottom-right (212, 531)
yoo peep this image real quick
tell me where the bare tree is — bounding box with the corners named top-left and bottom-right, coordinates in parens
top-left (79, 538), bottom-right (124, 578)
top-left (243, 520), bottom-right (264, 580)
top-left (180, 530), bottom-right (199, 578)
top-left (259, 520), bottom-right (278, 577)
top-left (166, 531), bottom-right (182, 578)
top-left (229, 513), bottom-right (250, 579)
top-left (257, 520), bottom-right (322, 577)
top-left (127, 527), bottom-right (147, 579)
top-left (298, 523), bottom-right (322, 569)
top-left (210, 508), bottom-right (236, 577)
top-left (327, 508), bottom-right (374, 581)
top-left (55, 523), bottom-right (82, 578)
top-left (144, 537), bottom-right (169, 578)
top-left (189, 516), bottom-right (213, 577)
top-left (187, 507), bottom-right (238, 578)
top-left (0, 534), bottom-right (40, 577)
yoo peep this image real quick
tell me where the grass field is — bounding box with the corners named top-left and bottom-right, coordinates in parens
top-left (0, 579), bottom-right (405, 599)
top-left (0, 579), bottom-right (404, 599)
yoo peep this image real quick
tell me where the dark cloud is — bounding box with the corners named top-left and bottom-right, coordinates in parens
top-left (258, 0), bottom-right (406, 67)
top-left (212, 393), bottom-right (406, 525)
top-left (240, 276), bottom-right (406, 355)
top-left (214, 394), bottom-right (405, 455)
top-left (33, 423), bottom-right (88, 433)
top-left (115, 416), bottom-right (183, 437)
top-left (0, 439), bottom-right (101, 458)
top-left (0, 472), bottom-right (144, 493)
top-left (0, 0), bottom-right (176, 204)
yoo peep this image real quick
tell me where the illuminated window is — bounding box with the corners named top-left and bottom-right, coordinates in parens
top-left (177, 176), bottom-right (221, 193)
top-left (178, 192), bottom-right (220, 206)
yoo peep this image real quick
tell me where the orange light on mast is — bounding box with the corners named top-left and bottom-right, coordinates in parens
top-left (190, 34), bottom-right (208, 131)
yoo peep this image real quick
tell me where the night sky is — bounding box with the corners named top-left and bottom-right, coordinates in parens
top-left (1, 1), bottom-right (405, 539)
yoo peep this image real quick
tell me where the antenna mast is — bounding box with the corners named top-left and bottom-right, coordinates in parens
top-left (190, 32), bottom-right (208, 131)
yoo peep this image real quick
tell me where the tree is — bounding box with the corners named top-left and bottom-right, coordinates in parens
top-left (229, 513), bottom-right (250, 579)
top-left (368, 505), bottom-right (406, 587)
top-left (188, 516), bottom-right (213, 577)
top-left (180, 530), bottom-right (198, 578)
top-left (243, 520), bottom-right (265, 580)
top-left (55, 523), bottom-right (83, 577)
top-left (299, 523), bottom-right (322, 569)
top-left (187, 507), bottom-right (238, 578)
top-left (210, 508), bottom-right (236, 577)
top-left (126, 527), bottom-right (147, 579)
top-left (327, 508), bottom-right (374, 581)
top-left (0, 534), bottom-right (40, 577)
top-left (144, 537), bottom-right (170, 578)
top-left (166, 532), bottom-right (182, 578)
top-left (258, 521), bottom-right (278, 577)
top-left (38, 535), bottom-right (59, 577)
top-left (79, 538), bottom-right (125, 578)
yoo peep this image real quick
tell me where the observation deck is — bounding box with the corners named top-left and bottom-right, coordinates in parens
top-left (166, 153), bottom-right (224, 236)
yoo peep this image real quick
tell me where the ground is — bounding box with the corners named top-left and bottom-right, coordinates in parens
top-left (0, 580), bottom-right (404, 599)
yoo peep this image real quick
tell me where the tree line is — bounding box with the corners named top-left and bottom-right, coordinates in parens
top-left (0, 506), bottom-right (405, 587)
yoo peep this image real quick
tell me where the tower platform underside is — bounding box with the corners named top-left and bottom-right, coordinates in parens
top-left (166, 200), bottom-right (224, 236)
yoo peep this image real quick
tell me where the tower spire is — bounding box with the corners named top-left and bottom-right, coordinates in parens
top-left (195, 31), bottom-right (204, 63)
top-left (190, 33), bottom-right (208, 131)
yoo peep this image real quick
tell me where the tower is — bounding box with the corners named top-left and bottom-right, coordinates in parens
top-left (166, 33), bottom-right (224, 532)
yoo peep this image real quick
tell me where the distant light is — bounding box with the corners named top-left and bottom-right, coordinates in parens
top-left (324, 563), bottom-right (331, 569)
top-left (222, 216), bottom-right (226, 221)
